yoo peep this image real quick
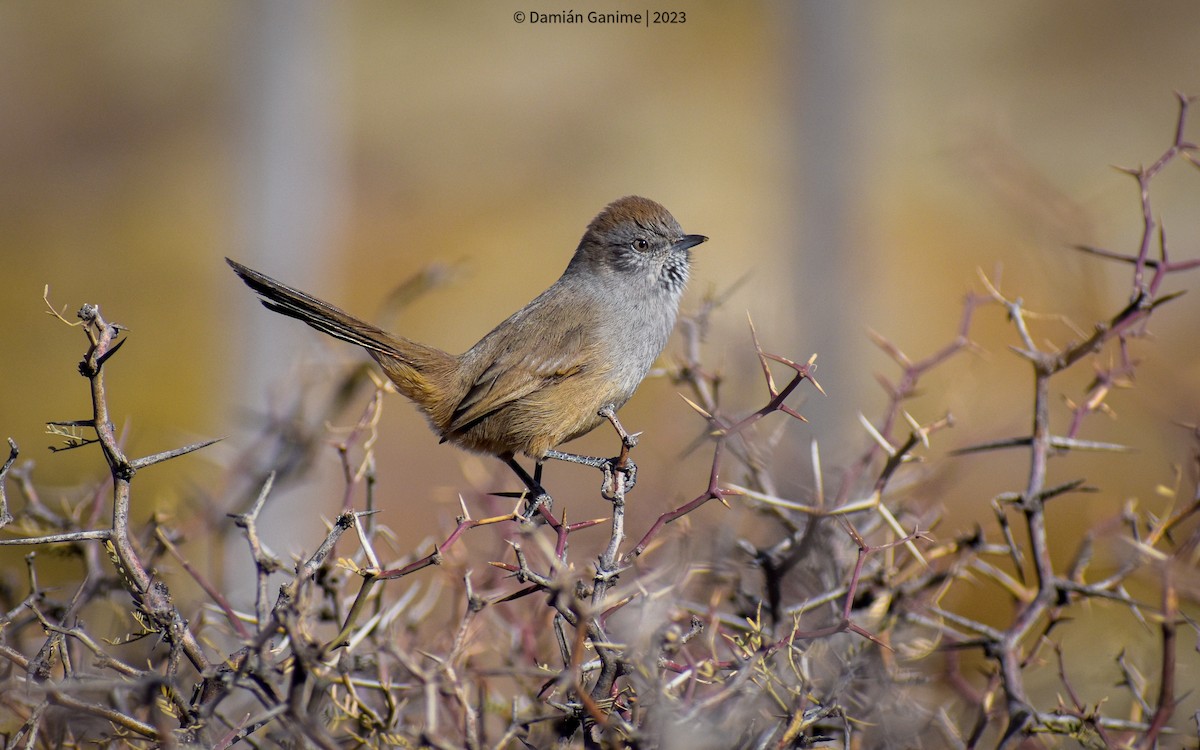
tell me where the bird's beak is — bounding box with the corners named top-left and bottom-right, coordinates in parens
top-left (673, 234), bottom-right (708, 252)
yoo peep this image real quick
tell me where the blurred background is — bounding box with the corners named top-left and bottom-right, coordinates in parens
top-left (1, 0), bottom-right (1198, 624)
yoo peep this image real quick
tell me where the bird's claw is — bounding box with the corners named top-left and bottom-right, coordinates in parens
top-left (520, 491), bottom-right (553, 521)
top-left (600, 458), bottom-right (637, 500)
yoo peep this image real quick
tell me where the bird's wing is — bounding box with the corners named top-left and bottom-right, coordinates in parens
top-left (447, 322), bottom-right (591, 435)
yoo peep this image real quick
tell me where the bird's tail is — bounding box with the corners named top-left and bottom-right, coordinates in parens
top-left (226, 258), bottom-right (453, 403)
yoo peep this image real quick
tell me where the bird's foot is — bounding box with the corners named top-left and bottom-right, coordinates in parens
top-left (521, 490), bottom-right (553, 521)
top-left (600, 457), bottom-right (637, 500)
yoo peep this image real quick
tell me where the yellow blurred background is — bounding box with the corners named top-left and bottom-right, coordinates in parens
top-left (1, 1), bottom-right (1198, 607)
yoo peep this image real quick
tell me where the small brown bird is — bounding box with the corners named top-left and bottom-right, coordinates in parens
top-left (228, 196), bottom-right (705, 508)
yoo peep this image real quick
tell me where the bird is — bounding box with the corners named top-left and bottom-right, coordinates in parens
top-left (227, 195), bottom-right (705, 512)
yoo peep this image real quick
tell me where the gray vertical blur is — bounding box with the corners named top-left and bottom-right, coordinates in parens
top-left (234, 0), bottom-right (347, 400)
top-left (780, 1), bottom-right (871, 465)
top-left (229, 0), bottom-right (347, 583)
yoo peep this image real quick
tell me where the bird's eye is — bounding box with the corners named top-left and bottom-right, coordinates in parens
top-left (631, 237), bottom-right (650, 252)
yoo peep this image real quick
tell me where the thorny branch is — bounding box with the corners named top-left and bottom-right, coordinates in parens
top-left (0, 96), bottom-right (1196, 748)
